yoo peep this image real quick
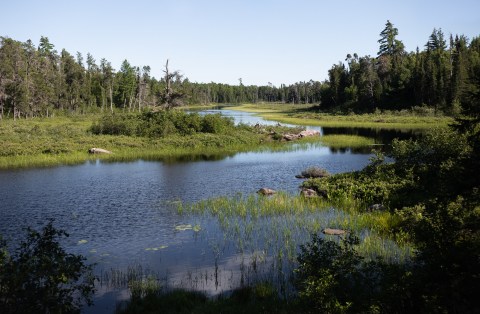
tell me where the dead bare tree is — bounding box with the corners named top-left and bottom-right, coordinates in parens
top-left (159, 59), bottom-right (185, 110)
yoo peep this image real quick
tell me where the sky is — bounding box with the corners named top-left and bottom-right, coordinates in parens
top-left (1, 0), bottom-right (479, 86)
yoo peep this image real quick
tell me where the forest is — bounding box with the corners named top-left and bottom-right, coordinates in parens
top-left (1, 20), bottom-right (479, 119)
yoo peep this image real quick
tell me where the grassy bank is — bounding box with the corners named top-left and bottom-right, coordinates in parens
top-left (320, 134), bottom-right (376, 148)
top-left (230, 103), bottom-right (453, 129)
top-left (0, 114), bottom-right (295, 169)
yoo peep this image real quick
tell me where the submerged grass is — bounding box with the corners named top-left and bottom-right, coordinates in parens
top-left (180, 193), bottom-right (413, 264)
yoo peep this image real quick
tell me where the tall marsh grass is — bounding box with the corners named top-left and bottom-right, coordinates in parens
top-left (180, 193), bottom-right (413, 264)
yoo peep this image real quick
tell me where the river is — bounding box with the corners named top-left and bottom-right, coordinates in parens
top-left (0, 109), bottom-right (415, 312)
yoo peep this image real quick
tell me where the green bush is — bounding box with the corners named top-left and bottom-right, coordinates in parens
top-left (296, 233), bottom-right (409, 314)
top-left (301, 165), bottom-right (407, 210)
top-left (201, 113), bottom-right (234, 134)
top-left (90, 113), bottom-right (139, 136)
top-left (91, 111), bottom-right (236, 138)
top-left (0, 221), bottom-right (96, 314)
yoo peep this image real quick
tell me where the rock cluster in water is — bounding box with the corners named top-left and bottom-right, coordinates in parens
top-left (283, 129), bottom-right (320, 141)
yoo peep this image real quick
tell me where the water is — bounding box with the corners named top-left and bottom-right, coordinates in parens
top-left (0, 109), bottom-right (415, 312)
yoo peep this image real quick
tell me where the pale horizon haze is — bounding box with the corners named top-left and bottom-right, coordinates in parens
top-left (1, 0), bottom-right (479, 86)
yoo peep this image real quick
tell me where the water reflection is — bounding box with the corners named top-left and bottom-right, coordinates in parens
top-left (323, 126), bottom-right (422, 145)
top-left (0, 108), bottom-right (420, 313)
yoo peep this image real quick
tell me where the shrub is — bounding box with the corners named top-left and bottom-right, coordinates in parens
top-left (91, 111), bottom-right (237, 138)
top-left (201, 113), bottom-right (234, 134)
top-left (296, 233), bottom-right (409, 313)
top-left (0, 221), bottom-right (96, 314)
top-left (90, 114), bottom-right (139, 136)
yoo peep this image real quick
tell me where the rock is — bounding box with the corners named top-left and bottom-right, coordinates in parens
top-left (299, 130), bottom-right (320, 137)
top-left (257, 188), bottom-right (276, 196)
top-left (367, 204), bottom-right (385, 212)
top-left (283, 130), bottom-right (319, 141)
top-left (300, 188), bottom-right (318, 198)
top-left (283, 134), bottom-right (299, 141)
top-left (322, 228), bottom-right (346, 236)
top-left (88, 148), bottom-right (112, 154)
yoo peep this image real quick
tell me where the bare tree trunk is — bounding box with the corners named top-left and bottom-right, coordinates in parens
top-left (101, 87), bottom-right (105, 112)
top-left (138, 86), bottom-right (143, 112)
top-left (109, 86), bottom-right (113, 113)
top-left (128, 95), bottom-right (133, 112)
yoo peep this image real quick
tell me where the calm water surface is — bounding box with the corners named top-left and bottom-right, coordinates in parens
top-left (0, 109), bottom-right (413, 312)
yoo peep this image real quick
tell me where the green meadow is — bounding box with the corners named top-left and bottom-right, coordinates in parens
top-left (229, 103), bottom-right (452, 129)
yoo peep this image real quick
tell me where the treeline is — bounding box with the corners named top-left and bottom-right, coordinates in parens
top-left (321, 21), bottom-right (480, 114)
top-left (0, 21), bottom-right (479, 119)
top-left (0, 36), bottom-right (321, 120)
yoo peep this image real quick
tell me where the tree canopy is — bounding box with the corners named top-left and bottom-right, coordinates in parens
top-left (0, 22), bottom-right (479, 119)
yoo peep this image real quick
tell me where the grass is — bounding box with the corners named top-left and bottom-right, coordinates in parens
top-left (0, 115), bottom-right (303, 169)
top-left (230, 103), bottom-right (453, 129)
top-left (320, 134), bottom-right (376, 148)
top-left (111, 191), bottom-right (413, 313)
top-left (166, 192), bottom-right (413, 308)
top-left (180, 193), bottom-right (413, 263)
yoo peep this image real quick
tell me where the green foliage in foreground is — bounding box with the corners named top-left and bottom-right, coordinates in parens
top-left (301, 126), bottom-right (480, 312)
top-left (117, 285), bottom-right (297, 314)
top-left (0, 221), bottom-right (95, 314)
top-left (296, 234), bottom-right (409, 314)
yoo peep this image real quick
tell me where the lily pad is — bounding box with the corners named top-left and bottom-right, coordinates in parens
top-left (145, 245), bottom-right (168, 251)
top-left (175, 224), bottom-right (193, 231)
top-left (193, 225), bottom-right (201, 232)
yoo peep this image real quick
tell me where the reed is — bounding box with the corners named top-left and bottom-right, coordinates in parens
top-left (181, 193), bottom-right (413, 263)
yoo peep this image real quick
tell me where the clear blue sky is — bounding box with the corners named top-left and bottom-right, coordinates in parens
top-left (2, 0), bottom-right (479, 86)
